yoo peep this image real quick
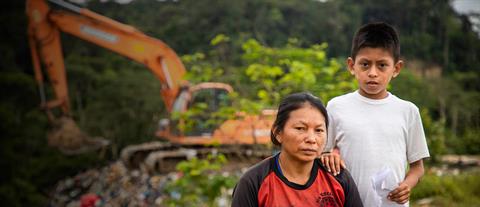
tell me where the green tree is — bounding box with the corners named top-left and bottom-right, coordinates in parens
top-left (163, 154), bottom-right (237, 207)
top-left (241, 38), bottom-right (355, 107)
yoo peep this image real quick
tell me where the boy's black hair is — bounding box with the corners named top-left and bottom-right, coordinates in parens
top-left (351, 22), bottom-right (400, 62)
top-left (270, 92), bottom-right (328, 146)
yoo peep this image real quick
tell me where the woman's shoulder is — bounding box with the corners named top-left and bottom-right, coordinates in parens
top-left (239, 156), bottom-right (275, 183)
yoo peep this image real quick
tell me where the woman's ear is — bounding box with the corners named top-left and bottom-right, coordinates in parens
top-left (273, 127), bottom-right (282, 144)
top-left (272, 127), bottom-right (282, 143)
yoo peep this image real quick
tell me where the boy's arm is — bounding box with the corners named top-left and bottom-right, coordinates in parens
top-left (387, 159), bottom-right (425, 204)
top-left (320, 102), bottom-right (346, 176)
top-left (320, 148), bottom-right (345, 176)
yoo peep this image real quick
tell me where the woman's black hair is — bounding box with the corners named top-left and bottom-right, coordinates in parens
top-left (270, 92), bottom-right (328, 146)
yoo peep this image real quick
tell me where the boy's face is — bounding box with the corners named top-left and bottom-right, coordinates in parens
top-left (347, 47), bottom-right (403, 99)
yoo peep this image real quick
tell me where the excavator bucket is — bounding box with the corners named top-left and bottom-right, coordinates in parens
top-left (47, 117), bottom-right (110, 155)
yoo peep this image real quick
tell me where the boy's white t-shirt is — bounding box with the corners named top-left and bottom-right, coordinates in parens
top-left (326, 90), bottom-right (430, 207)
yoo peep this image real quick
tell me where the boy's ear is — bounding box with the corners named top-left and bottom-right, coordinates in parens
top-left (347, 57), bottom-right (355, 75)
top-left (393, 60), bottom-right (404, 78)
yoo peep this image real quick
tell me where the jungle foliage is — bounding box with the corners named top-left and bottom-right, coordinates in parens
top-left (1, 0), bottom-right (479, 206)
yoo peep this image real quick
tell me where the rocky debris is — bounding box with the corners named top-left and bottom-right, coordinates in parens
top-left (440, 154), bottom-right (480, 167)
top-left (49, 160), bottom-right (244, 207)
top-left (49, 161), bottom-right (178, 207)
top-left (429, 154), bottom-right (480, 176)
top-left (414, 197), bottom-right (434, 207)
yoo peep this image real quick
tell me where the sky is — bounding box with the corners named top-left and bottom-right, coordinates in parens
top-left (452, 0), bottom-right (480, 14)
top-left (451, 0), bottom-right (480, 36)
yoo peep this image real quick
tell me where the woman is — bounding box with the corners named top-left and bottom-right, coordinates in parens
top-left (231, 92), bottom-right (362, 207)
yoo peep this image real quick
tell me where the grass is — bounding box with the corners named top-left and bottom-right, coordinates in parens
top-left (411, 168), bottom-right (480, 207)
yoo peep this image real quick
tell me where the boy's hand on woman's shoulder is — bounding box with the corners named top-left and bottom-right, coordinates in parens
top-left (319, 151), bottom-right (345, 176)
top-left (388, 182), bottom-right (411, 204)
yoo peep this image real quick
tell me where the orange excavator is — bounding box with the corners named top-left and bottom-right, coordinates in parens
top-left (27, 0), bottom-right (275, 172)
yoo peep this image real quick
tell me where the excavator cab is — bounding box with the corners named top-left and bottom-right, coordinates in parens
top-left (157, 83), bottom-right (234, 138)
top-left (185, 86), bottom-right (232, 136)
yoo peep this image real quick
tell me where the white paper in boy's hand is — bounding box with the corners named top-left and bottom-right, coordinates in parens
top-left (372, 166), bottom-right (398, 191)
top-left (371, 166), bottom-right (402, 207)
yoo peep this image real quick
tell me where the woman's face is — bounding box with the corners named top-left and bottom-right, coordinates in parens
top-left (277, 103), bottom-right (327, 163)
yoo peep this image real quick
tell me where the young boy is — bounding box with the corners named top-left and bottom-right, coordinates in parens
top-left (321, 22), bottom-right (430, 206)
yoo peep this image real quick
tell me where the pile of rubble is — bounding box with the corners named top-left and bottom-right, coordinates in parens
top-left (49, 158), bottom-right (248, 207)
top-left (49, 161), bottom-right (181, 207)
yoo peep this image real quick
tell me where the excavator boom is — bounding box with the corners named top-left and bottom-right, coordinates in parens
top-left (26, 0), bottom-right (190, 153)
top-left (27, 0), bottom-right (186, 111)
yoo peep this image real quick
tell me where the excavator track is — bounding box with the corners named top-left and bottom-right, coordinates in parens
top-left (120, 142), bottom-right (275, 174)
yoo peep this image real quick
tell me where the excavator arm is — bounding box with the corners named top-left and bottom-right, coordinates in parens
top-left (27, 0), bottom-right (186, 113)
top-left (26, 0), bottom-right (188, 154)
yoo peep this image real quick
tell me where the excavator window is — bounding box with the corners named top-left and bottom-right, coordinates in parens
top-left (190, 88), bottom-right (230, 110)
top-left (186, 88), bottom-right (231, 136)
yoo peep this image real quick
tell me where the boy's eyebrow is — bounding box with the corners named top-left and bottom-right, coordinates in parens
top-left (355, 58), bottom-right (371, 63)
top-left (356, 57), bottom-right (391, 62)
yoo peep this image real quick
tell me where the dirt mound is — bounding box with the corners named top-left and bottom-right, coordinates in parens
top-left (48, 117), bottom-right (109, 155)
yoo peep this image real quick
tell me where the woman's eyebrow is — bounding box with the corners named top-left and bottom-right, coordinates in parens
top-left (295, 120), bottom-right (324, 127)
